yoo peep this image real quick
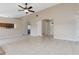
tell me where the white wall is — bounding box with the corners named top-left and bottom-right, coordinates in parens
top-left (50, 21), bottom-right (54, 35)
top-left (22, 3), bottom-right (78, 41)
top-left (75, 16), bottom-right (79, 41)
top-left (0, 3), bottom-right (77, 42)
top-left (30, 20), bottom-right (42, 36)
top-left (0, 17), bottom-right (24, 39)
top-left (0, 3), bottom-right (77, 43)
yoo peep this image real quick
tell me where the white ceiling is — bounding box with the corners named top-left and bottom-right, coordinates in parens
top-left (0, 3), bottom-right (58, 18)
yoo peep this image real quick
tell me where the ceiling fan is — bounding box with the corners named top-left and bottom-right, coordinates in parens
top-left (18, 3), bottom-right (35, 14)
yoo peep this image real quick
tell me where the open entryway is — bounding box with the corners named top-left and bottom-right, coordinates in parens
top-left (27, 22), bottom-right (31, 35)
top-left (42, 19), bottom-right (54, 37)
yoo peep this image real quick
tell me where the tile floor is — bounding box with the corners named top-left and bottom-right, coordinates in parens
top-left (2, 36), bottom-right (79, 55)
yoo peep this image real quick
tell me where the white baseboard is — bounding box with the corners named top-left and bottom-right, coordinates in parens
top-left (54, 37), bottom-right (79, 42)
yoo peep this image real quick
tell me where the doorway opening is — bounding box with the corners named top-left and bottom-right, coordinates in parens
top-left (42, 19), bottom-right (54, 37)
top-left (27, 23), bottom-right (31, 35)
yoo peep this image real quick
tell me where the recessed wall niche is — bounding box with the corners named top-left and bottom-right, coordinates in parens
top-left (0, 23), bottom-right (14, 29)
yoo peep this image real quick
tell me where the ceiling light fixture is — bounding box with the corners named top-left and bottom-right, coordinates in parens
top-left (24, 10), bottom-right (29, 12)
top-left (18, 3), bottom-right (35, 14)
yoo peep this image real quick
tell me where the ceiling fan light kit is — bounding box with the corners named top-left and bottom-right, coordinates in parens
top-left (18, 3), bottom-right (35, 14)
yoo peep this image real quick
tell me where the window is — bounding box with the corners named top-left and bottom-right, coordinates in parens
top-left (0, 23), bottom-right (14, 29)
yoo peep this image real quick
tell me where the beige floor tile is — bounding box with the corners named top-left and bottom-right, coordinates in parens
top-left (2, 36), bottom-right (79, 55)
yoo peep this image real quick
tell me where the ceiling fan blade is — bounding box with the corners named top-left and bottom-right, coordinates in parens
top-left (28, 10), bottom-right (35, 13)
top-left (18, 10), bottom-right (24, 11)
top-left (28, 6), bottom-right (32, 9)
top-left (18, 5), bottom-right (25, 9)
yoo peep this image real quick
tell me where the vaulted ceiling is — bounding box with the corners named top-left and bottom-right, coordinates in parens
top-left (0, 3), bottom-right (58, 18)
